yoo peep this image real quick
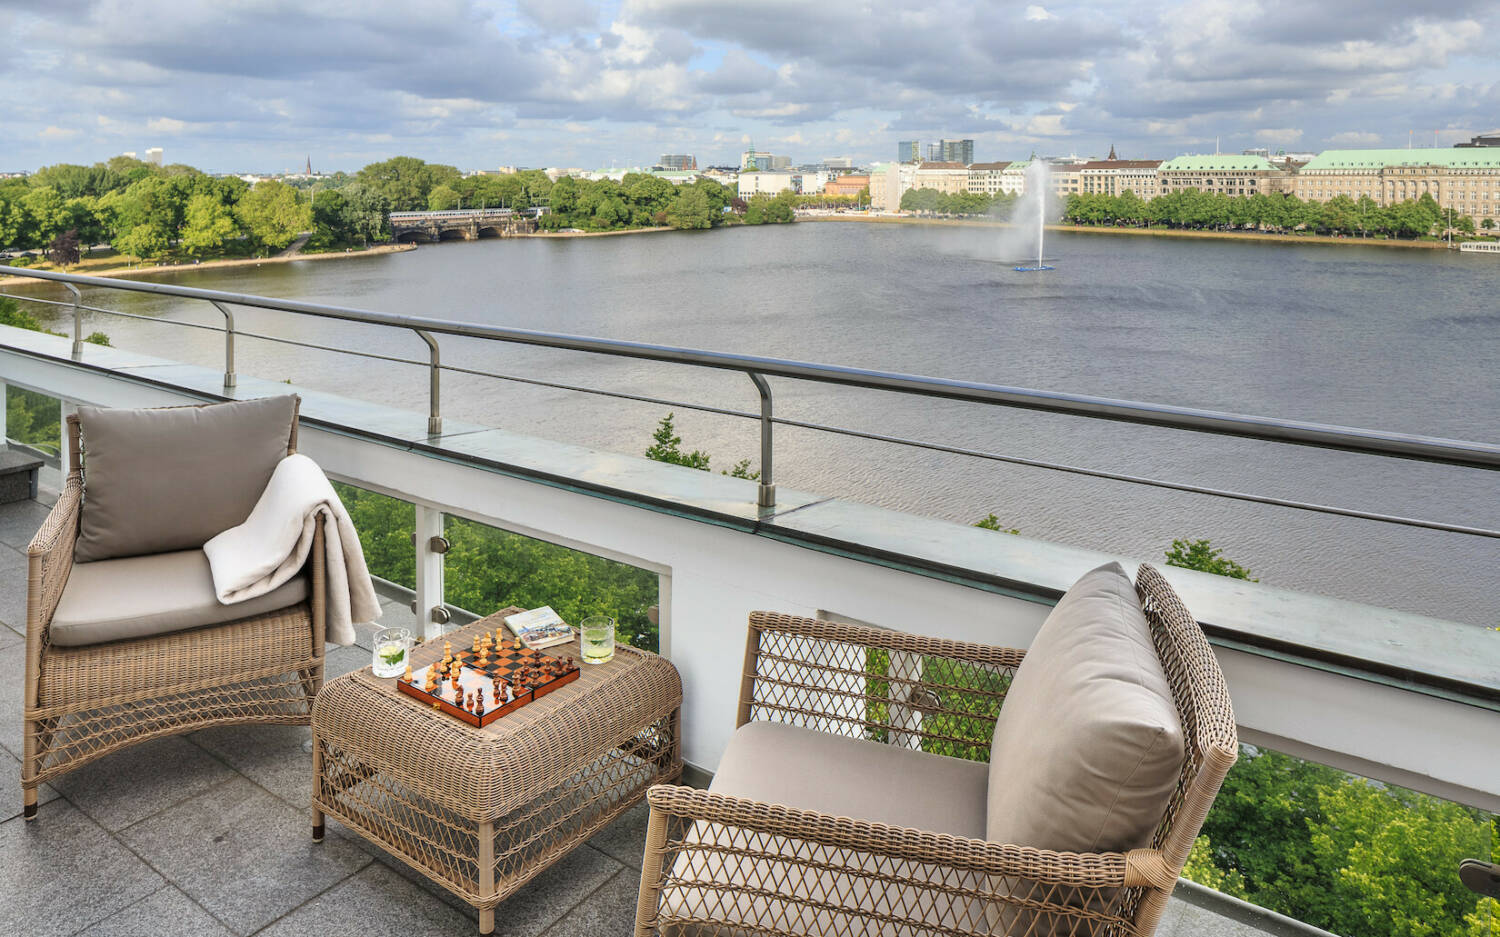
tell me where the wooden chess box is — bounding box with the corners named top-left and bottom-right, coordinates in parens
top-left (396, 641), bottom-right (580, 727)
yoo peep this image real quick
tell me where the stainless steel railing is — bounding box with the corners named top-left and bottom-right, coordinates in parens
top-left (3, 266), bottom-right (1498, 536)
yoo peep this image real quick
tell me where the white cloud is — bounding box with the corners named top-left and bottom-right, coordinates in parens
top-left (1025, 5), bottom-right (1056, 21)
top-left (147, 116), bottom-right (185, 133)
top-left (1255, 127), bottom-right (1303, 144)
top-left (1327, 130), bottom-right (1382, 146)
top-left (38, 125), bottom-right (77, 139)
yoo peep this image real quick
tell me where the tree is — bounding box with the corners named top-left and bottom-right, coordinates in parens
top-left (45, 229), bottom-right (80, 267)
top-left (1482, 218), bottom-right (1494, 230)
top-left (665, 185), bottom-right (713, 230)
top-left (113, 221), bottom-right (170, 261)
top-left (20, 186), bottom-right (69, 248)
top-left (972, 514), bottom-right (1019, 534)
top-left (644, 413), bottom-right (711, 469)
top-left (427, 184), bottom-right (460, 211)
top-left (355, 156), bottom-right (459, 211)
top-left (235, 180), bottom-right (312, 252)
top-left (181, 193), bottom-right (239, 255)
top-left (1165, 538), bottom-right (1256, 580)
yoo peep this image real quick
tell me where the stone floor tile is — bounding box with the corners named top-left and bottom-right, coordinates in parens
top-left (0, 498), bottom-right (51, 551)
top-left (0, 644), bottom-right (29, 759)
top-left (117, 775), bottom-right (371, 936)
top-left (81, 885), bottom-right (235, 937)
top-left (580, 801), bottom-right (649, 870)
top-left (55, 734), bottom-right (236, 832)
top-left (369, 837), bottom-right (624, 934)
top-left (2, 746), bottom-right (60, 823)
top-left (252, 860), bottom-right (474, 937)
top-left (0, 802), bottom-right (163, 936)
top-left (324, 643), bottom-right (371, 680)
top-left (191, 724), bottom-right (313, 809)
top-left (536, 867), bottom-right (640, 937)
top-left (0, 561), bottom-right (29, 635)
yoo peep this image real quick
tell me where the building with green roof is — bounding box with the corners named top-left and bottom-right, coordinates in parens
top-left (1157, 153), bottom-right (1290, 198)
top-left (1292, 148), bottom-right (1499, 223)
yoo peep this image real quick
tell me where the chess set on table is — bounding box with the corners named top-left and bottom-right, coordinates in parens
top-left (395, 629), bottom-right (580, 728)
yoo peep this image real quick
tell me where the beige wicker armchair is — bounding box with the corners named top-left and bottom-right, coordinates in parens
top-left (634, 563), bottom-right (1238, 937)
top-left (22, 397), bottom-right (325, 820)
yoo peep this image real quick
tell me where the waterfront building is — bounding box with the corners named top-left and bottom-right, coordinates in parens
top-left (1049, 164), bottom-right (1082, 197)
top-left (913, 161), bottom-right (970, 195)
top-left (1001, 160), bottom-right (1031, 194)
top-left (823, 174), bottom-right (870, 197)
top-left (896, 140), bottom-right (920, 163)
top-left (1157, 154), bottom-right (1290, 197)
top-left (657, 154), bottom-right (696, 170)
top-left (737, 170), bottom-right (796, 197)
top-left (1293, 148), bottom-right (1500, 222)
top-left (796, 170), bottom-right (831, 194)
top-left (966, 162), bottom-right (1012, 195)
top-left (939, 139), bottom-right (975, 165)
top-left (868, 161), bottom-right (917, 209)
top-left (1078, 158), bottom-right (1163, 198)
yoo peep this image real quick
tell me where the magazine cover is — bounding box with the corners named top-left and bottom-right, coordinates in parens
top-left (503, 606), bottom-right (575, 649)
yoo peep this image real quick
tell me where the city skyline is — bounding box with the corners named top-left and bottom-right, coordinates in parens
top-left (2, 1), bottom-right (1497, 173)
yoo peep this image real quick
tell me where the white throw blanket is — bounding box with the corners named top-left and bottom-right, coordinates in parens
top-left (204, 454), bottom-right (381, 646)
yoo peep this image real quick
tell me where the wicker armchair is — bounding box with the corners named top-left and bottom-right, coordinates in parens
top-left (21, 401), bottom-right (326, 820)
top-left (634, 564), bottom-right (1237, 937)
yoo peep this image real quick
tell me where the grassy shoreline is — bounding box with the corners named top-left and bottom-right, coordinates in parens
top-left (800, 213), bottom-right (1470, 250)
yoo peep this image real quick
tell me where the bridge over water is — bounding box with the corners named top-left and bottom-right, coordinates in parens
top-left (388, 208), bottom-right (540, 242)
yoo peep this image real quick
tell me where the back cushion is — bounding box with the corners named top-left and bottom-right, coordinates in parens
top-left (74, 396), bottom-right (298, 562)
top-left (987, 561), bottom-right (1183, 852)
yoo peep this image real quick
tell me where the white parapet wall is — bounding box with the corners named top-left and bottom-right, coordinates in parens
top-left (2, 325), bottom-right (1497, 810)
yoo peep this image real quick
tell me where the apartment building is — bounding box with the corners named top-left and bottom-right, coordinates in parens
top-left (1293, 148), bottom-right (1500, 221)
top-left (1157, 154), bottom-right (1291, 197)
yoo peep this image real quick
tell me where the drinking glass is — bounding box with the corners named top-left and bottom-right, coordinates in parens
top-left (372, 626), bottom-right (413, 677)
top-left (579, 615), bottom-right (616, 665)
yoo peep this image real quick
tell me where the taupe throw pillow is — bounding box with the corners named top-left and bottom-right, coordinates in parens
top-left (74, 396), bottom-right (299, 562)
top-left (987, 561), bottom-right (1183, 850)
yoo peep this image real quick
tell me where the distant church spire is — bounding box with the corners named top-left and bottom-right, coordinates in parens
top-left (306, 155), bottom-right (312, 175)
top-left (1107, 143), bottom-right (1117, 160)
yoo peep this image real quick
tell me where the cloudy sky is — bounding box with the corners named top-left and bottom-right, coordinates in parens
top-left (3, 0), bottom-right (1497, 174)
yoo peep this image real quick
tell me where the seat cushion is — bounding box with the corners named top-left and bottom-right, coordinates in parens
top-left (50, 549), bottom-right (310, 647)
top-left (987, 561), bottom-right (1184, 852)
top-left (713, 720), bottom-right (989, 838)
top-left (74, 395), bottom-right (298, 562)
top-left (659, 721), bottom-right (991, 936)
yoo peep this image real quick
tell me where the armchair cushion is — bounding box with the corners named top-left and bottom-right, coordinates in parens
top-left (712, 720), bottom-right (989, 838)
top-left (74, 396), bottom-right (298, 562)
top-left (986, 561), bottom-right (1183, 852)
top-left (50, 549), bottom-right (309, 647)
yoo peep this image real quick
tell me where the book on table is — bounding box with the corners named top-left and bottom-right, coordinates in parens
top-left (503, 606), bottom-right (575, 650)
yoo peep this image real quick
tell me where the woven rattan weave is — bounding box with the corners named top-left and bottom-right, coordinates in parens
top-left (312, 609), bottom-right (682, 936)
top-left (22, 406), bottom-right (326, 819)
top-left (633, 565), bottom-right (1238, 937)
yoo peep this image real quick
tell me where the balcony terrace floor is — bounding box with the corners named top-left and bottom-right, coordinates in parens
top-left (0, 494), bottom-right (1311, 937)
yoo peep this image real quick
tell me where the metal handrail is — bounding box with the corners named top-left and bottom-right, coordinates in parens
top-left (3, 267), bottom-right (1499, 526)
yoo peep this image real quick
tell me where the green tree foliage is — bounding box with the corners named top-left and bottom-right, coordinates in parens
top-left (899, 187), bottom-right (1016, 218)
top-left (1164, 538), bottom-right (1256, 580)
top-left (665, 184), bottom-right (714, 229)
top-left (427, 184), bottom-right (460, 211)
top-left (0, 295), bottom-right (107, 452)
top-left (355, 157), bottom-right (461, 211)
top-left (332, 483), bottom-right (658, 650)
top-left (235, 180), bottom-right (312, 252)
top-left (644, 413), bottom-right (711, 470)
top-left (972, 514), bottom-right (1019, 534)
top-left (1062, 188), bottom-right (1458, 240)
top-left (180, 193), bottom-right (239, 255)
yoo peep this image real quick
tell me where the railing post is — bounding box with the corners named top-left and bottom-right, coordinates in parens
top-left (209, 301), bottom-right (236, 389)
top-left (64, 283), bottom-right (82, 360)
top-left (414, 329), bottom-right (441, 435)
top-left (413, 504), bottom-right (447, 642)
top-left (0, 379), bottom-right (8, 448)
top-left (747, 372), bottom-right (775, 508)
top-left (59, 400), bottom-right (78, 477)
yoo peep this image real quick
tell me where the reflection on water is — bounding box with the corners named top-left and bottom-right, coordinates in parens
top-left (21, 224), bottom-right (1500, 625)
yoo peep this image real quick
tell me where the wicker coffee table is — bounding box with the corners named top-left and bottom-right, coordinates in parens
top-left (311, 608), bottom-right (681, 935)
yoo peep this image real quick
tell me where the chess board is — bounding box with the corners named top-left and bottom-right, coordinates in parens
top-left (396, 636), bottom-right (580, 728)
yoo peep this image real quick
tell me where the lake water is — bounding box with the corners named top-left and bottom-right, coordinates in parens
top-left (26, 222), bottom-right (1500, 625)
